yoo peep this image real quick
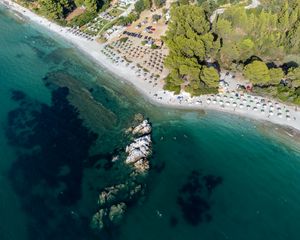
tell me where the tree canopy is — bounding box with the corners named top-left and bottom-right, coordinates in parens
top-left (26, 0), bottom-right (108, 21)
top-left (163, 1), bottom-right (300, 104)
top-left (243, 61), bottom-right (271, 86)
top-left (163, 5), bottom-right (220, 95)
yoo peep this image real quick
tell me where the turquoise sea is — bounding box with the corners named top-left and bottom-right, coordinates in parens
top-left (1, 6), bottom-right (300, 240)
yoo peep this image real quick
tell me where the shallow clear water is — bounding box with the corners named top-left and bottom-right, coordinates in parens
top-left (1, 6), bottom-right (300, 240)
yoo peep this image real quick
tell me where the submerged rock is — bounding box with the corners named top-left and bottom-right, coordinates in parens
top-left (98, 181), bottom-right (143, 208)
top-left (129, 184), bottom-right (142, 196)
top-left (98, 183), bottom-right (127, 207)
top-left (91, 114), bottom-right (153, 231)
top-left (133, 113), bottom-right (144, 122)
top-left (108, 202), bottom-right (127, 224)
top-left (91, 209), bottom-right (106, 230)
top-left (125, 127), bottom-right (133, 134)
top-left (133, 159), bottom-right (150, 173)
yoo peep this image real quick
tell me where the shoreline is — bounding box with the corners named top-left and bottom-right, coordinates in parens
top-left (1, 0), bottom-right (300, 134)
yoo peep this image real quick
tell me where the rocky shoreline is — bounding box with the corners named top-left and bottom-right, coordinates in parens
top-left (91, 114), bottom-right (152, 231)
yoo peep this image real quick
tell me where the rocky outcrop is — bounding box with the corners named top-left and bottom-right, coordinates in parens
top-left (108, 203), bottom-right (126, 224)
top-left (132, 120), bottom-right (152, 136)
top-left (91, 202), bottom-right (127, 230)
top-left (91, 209), bottom-right (106, 230)
top-left (98, 182), bottom-right (143, 207)
top-left (133, 159), bottom-right (150, 173)
top-left (125, 135), bottom-right (152, 163)
top-left (125, 120), bottom-right (152, 173)
top-left (91, 114), bottom-right (152, 231)
top-left (98, 183), bottom-right (126, 206)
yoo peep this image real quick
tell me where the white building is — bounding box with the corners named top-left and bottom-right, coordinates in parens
top-left (119, 0), bottom-right (137, 7)
top-left (165, 10), bottom-right (171, 21)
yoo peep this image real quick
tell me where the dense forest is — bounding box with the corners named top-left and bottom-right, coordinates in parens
top-left (163, 5), bottom-right (220, 95)
top-left (164, 0), bottom-right (300, 104)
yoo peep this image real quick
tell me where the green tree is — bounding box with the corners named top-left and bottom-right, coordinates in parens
top-left (85, 0), bottom-right (98, 12)
top-left (163, 5), bottom-right (218, 94)
top-left (134, 0), bottom-right (151, 14)
top-left (200, 66), bottom-right (219, 88)
top-left (134, 0), bottom-right (145, 14)
top-left (213, 18), bottom-right (232, 40)
top-left (243, 61), bottom-right (271, 86)
top-left (287, 67), bottom-right (300, 88)
top-left (38, 0), bottom-right (64, 19)
top-left (269, 68), bottom-right (284, 85)
top-left (237, 38), bottom-right (254, 60)
top-left (278, 0), bottom-right (289, 31)
top-left (152, 14), bottom-right (161, 22)
top-left (75, 0), bottom-right (84, 6)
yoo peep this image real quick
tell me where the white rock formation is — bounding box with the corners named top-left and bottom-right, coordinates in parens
top-left (124, 119), bottom-right (152, 173)
top-left (132, 120), bottom-right (152, 135)
top-left (125, 135), bottom-right (152, 164)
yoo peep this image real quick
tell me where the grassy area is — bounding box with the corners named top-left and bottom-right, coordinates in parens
top-left (99, 18), bottom-right (118, 34)
top-left (108, 8), bottom-right (124, 17)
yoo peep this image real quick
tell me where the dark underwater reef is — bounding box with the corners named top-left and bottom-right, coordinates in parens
top-left (7, 87), bottom-right (99, 239)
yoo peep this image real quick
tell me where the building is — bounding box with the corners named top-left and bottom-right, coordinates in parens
top-left (165, 10), bottom-right (171, 22)
top-left (119, 0), bottom-right (137, 7)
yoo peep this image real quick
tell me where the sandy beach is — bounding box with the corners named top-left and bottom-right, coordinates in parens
top-left (1, 0), bottom-right (300, 133)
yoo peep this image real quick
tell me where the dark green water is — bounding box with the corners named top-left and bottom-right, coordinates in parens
top-left (1, 6), bottom-right (300, 240)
